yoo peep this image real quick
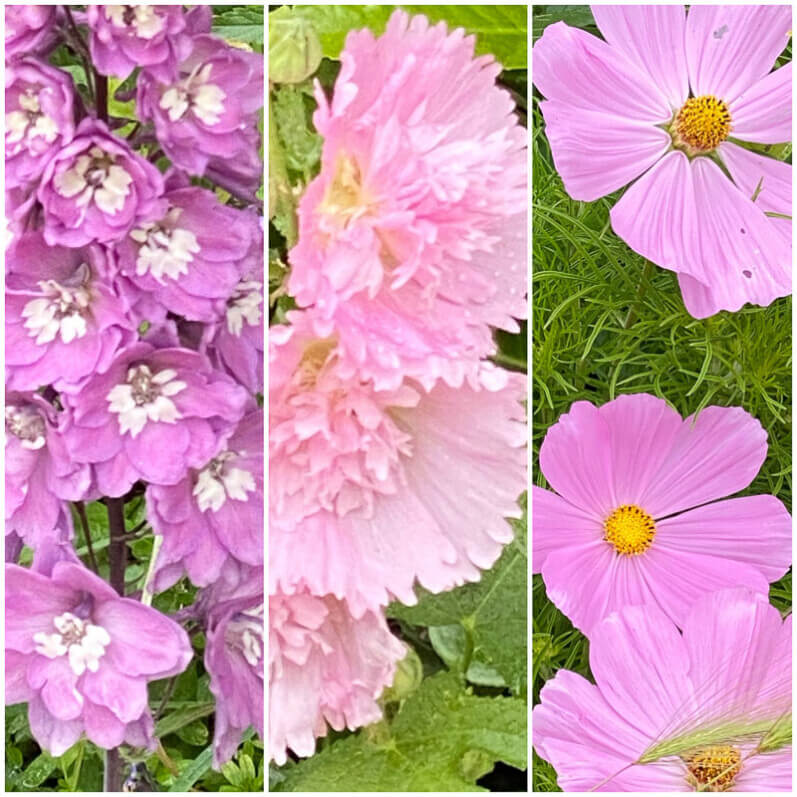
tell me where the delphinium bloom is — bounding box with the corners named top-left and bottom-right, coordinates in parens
top-left (269, 587), bottom-right (406, 764)
top-left (6, 233), bottom-right (135, 392)
top-left (114, 184), bottom-right (259, 322)
top-left (6, 57), bottom-right (76, 189)
top-left (5, 392), bottom-right (88, 547)
top-left (86, 5), bottom-right (194, 82)
top-left (533, 588), bottom-right (791, 792)
top-left (533, 5), bottom-right (792, 318)
top-left (533, 393), bottom-right (791, 634)
top-left (136, 34), bottom-right (264, 181)
top-left (38, 118), bottom-right (165, 247)
top-left (6, 560), bottom-right (192, 756)
top-left (287, 10), bottom-right (526, 390)
top-left (147, 409), bottom-right (263, 591)
top-left (203, 566), bottom-right (264, 767)
top-left (5, 6), bottom-right (59, 59)
top-left (270, 312), bottom-right (527, 615)
top-left (60, 343), bottom-right (248, 496)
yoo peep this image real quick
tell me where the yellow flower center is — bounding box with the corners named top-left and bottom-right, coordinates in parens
top-left (673, 95), bottom-right (731, 153)
top-left (603, 504), bottom-right (656, 555)
top-left (318, 154), bottom-right (370, 228)
top-left (685, 745), bottom-right (742, 792)
top-left (296, 338), bottom-right (336, 389)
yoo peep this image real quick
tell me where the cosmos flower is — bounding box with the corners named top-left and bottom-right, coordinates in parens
top-left (5, 6), bottom-right (59, 60)
top-left (269, 312), bottom-right (527, 615)
top-left (287, 10), bottom-right (526, 390)
top-left (6, 57), bottom-right (76, 189)
top-left (59, 343), bottom-right (249, 497)
top-left (533, 393), bottom-right (791, 634)
top-left (533, 5), bottom-right (792, 317)
top-left (5, 233), bottom-right (136, 393)
top-left (38, 118), bottom-right (165, 248)
top-left (5, 560), bottom-right (192, 756)
top-left (147, 409), bottom-right (263, 591)
top-left (533, 588), bottom-right (791, 792)
top-left (269, 588), bottom-right (405, 765)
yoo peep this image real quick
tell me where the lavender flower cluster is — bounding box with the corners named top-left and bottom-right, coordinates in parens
top-left (5, 5), bottom-right (264, 770)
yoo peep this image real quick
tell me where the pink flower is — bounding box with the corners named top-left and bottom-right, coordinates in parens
top-left (269, 588), bottom-right (405, 765)
top-left (533, 393), bottom-right (791, 634)
top-left (269, 312), bottom-right (527, 615)
top-left (533, 6), bottom-right (792, 318)
top-left (533, 588), bottom-right (791, 792)
top-left (287, 10), bottom-right (526, 390)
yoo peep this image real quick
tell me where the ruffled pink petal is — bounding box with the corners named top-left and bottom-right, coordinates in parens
top-left (531, 485), bottom-right (600, 572)
top-left (733, 747), bottom-right (792, 791)
top-left (656, 495), bottom-right (791, 582)
top-left (533, 22), bottom-right (671, 123)
top-left (729, 63), bottom-right (792, 144)
top-left (27, 695), bottom-right (83, 757)
top-left (592, 5), bottom-right (689, 110)
top-left (676, 272), bottom-right (723, 319)
top-left (6, 650), bottom-right (34, 704)
top-left (81, 666), bottom-right (148, 724)
top-left (82, 700), bottom-right (127, 750)
top-left (685, 6), bottom-right (792, 103)
top-left (611, 151), bottom-right (791, 317)
top-left (639, 405), bottom-right (767, 517)
top-left (539, 100), bottom-right (671, 201)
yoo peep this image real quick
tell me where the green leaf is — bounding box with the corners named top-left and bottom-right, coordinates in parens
top-left (20, 753), bottom-right (57, 789)
top-left (155, 702), bottom-right (215, 739)
top-left (272, 84), bottom-right (323, 181)
top-left (269, 6), bottom-right (322, 83)
top-left (168, 745), bottom-right (213, 792)
top-left (213, 5), bottom-right (264, 46)
top-left (532, 5), bottom-right (597, 42)
top-left (275, 672), bottom-right (526, 791)
top-left (293, 5), bottom-right (527, 69)
top-left (389, 495), bottom-right (528, 696)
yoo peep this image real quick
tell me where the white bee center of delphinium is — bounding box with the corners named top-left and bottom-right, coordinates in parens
top-left (33, 611), bottom-right (112, 677)
top-left (54, 145), bottom-right (133, 215)
top-left (106, 364), bottom-right (187, 437)
top-left (21, 264), bottom-right (92, 345)
top-left (226, 604), bottom-right (263, 667)
top-left (129, 207), bottom-right (200, 283)
top-left (159, 62), bottom-right (226, 126)
top-left (225, 280), bottom-right (262, 336)
top-left (5, 405), bottom-right (46, 450)
top-left (105, 5), bottom-right (165, 39)
top-left (193, 450), bottom-right (256, 512)
top-left (6, 88), bottom-right (59, 146)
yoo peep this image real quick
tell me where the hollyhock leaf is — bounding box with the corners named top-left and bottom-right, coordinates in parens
top-left (275, 672), bottom-right (526, 791)
top-left (272, 84), bottom-right (322, 178)
top-left (268, 6), bottom-right (321, 83)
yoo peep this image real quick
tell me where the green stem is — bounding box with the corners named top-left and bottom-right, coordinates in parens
top-left (624, 260), bottom-right (655, 330)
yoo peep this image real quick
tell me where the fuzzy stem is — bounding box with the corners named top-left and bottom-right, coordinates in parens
top-left (95, 72), bottom-right (108, 123)
top-left (73, 501), bottom-right (99, 573)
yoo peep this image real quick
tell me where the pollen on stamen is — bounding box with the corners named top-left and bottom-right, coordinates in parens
top-left (603, 504), bottom-right (656, 555)
top-left (684, 745), bottom-right (742, 792)
top-left (672, 95), bottom-right (732, 154)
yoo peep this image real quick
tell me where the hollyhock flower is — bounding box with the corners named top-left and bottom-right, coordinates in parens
top-left (60, 343), bottom-right (249, 497)
top-left (147, 409), bottom-right (263, 591)
top-left (5, 560), bottom-right (192, 756)
top-left (114, 185), bottom-right (258, 322)
top-left (6, 57), bottom-right (75, 189)
top-left (269, 588), bottom-right (406, 764)
top-left (5, 392), bottom-right (88, 548)
top-left (269, 313), bottom-right (527, 615)
top-left (136, 35), bottom-right (263, 177)
top-left (87, 5), bottom-right (194, 82)
top-left (5, 6), bottom-right (59, 60)
top-left (533, 393), bottom-right (791, 634)
top-left (533, 6), bottom-right (792, 318)
top-left (38, 118), bottom-right (165, 247)
top-left (6, 234), bottom-right (136, 392)
top-left (287, 10), bottom-right (526, 390)
top-left (203, 567), bottom-right (264, 767)
top-left (533, 588), bottom-right (791, 792)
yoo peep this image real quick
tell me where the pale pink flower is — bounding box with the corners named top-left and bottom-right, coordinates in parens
top-left (533, 6), bottom-right (792, 318)
top-left (533, 588), bottom-right (791, 792)
top-left (533, 393), bottom-right (791, 634)
top-left (269, 312), bottom-right (527, 615)
top-left (288, 10), bottom-right (526, 390)
top-left (269, 588), bottom-right (405, 765)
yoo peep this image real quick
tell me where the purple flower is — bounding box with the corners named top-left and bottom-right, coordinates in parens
top-left (147, 409), bottom-right (263, 590)
top-left (202, 566), bottom-right (263, 767)
top-left (5, 392), bottom-right (88, 548)
top-left (38, 118), bottom-right (165, 247)
top-left (137, 35), bottom-right (263, 177)
top-left (6, 57), bottom-right (76, 189)
top-left (60, 343), bottom-right (249, 496)
top-left (6, 233), bottom-right (136, 393)
top-left (114, 185), bottom-right (259, 322)
top-left (5, 6), bottom-right (59, 60)
top-left (87, 5), bottom-right (194, 82)
top-left (5, 560), bottom-right (192, 756)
